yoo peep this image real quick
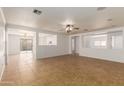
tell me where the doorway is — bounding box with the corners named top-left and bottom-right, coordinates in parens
top-left (7, 29), bottom-right (36, 64)
top-left (71, 36), bottom-right (79, 56)
top-left (20, 39), bottom-right (33, 52)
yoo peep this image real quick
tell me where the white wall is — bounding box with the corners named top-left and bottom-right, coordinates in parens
top-left (36, 32), bottom-right (69, 59)
top-left (8, 34), bottom-right (20, 55)
top-left (7, 24), bottom-right (69, 59)
top-left (6, 24), bottom-right (124, 62)
top-left (69, 27), bottom-right (124, 63)
top-left (80, 48), bottom-right (124, 63)
top-left (0, 8), bottom-right (6, 80)
top-left (32, 32), bottom-right (36, 59)
top-left (75, 36), bottom-right (79, 54)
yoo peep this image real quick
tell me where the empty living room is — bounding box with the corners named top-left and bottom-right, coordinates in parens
top-left (0, 7), bottom-right (124, 86)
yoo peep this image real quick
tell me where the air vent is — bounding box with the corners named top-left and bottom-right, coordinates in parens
top-left (33, 9), bottom-right (42, 15)
top-left (84, 29), bottom-right (88, 31)
top-left (107, 18), bottom-right (112, 22)
top-left (111, 25), bottom-right (116, 27)
top-left (97, 7), bottom-right (106, 11)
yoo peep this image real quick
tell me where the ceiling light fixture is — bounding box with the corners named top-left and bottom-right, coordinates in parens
top-left (64, 24), bottom-right (80, 33)
top-left (66, 24), bottom-right (73, 33)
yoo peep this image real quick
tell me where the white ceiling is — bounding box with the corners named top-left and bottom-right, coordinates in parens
top-left (2, 7), bottom-right (124, 33)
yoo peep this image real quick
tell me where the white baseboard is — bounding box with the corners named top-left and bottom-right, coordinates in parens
top-left (0, 64), bottom-right (5, 81)
top-left (37, 54), bottom-right (69, 59)
top-left (79, 54), bottom-right (124, 63)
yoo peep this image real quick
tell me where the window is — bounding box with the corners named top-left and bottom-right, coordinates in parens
top-left (83, 34), bottom-right (107, 48)
top-left (83, 31), bottom-right (123, 49)
top-left (110, 31), bottom-right (123, 49)
top-left (92, 34), bottom-right (107, 48)
top-left (83, 35), bottom-right (91, 48)
top-left (94, 41), bottom-right (106, 47)
top-left (39, 33), bottom-right (57, 45)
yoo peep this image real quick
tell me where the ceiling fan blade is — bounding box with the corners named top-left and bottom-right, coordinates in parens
top-left (74, 27), bottom-right (79, 30)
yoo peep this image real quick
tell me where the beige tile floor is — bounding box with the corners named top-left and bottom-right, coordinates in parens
top-left (1, 52), bottom-right (124, 85)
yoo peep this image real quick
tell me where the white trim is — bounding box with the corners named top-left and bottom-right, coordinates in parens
top-left (0, 8), bottom-right (6, 81)
top-left (0, 64), bottom-right (5, 81)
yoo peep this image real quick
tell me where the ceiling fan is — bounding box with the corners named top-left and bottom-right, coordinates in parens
top-left (59, 24), bottom-right (79, 33)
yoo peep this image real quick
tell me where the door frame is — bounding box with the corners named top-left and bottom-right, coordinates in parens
top-left (71, 36), bottom-right (79, 55)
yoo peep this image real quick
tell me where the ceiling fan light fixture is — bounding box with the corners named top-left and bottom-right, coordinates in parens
top-left (66, 24), bottom-right (73, 33)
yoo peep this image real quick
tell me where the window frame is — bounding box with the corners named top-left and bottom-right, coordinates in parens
top-left (83, 34), bottom-right (107, 48)
top-left (39, 33), bottom-right (57, 46)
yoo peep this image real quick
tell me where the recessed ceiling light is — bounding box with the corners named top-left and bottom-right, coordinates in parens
top-left (33, 9), bottom-right (42, 15)
top-left (97, 7), bottom-right (107, 11)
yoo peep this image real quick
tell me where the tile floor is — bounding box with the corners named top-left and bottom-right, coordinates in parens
top-left (1, 52), bottom-right (124, 85)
